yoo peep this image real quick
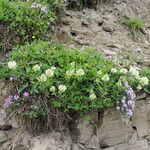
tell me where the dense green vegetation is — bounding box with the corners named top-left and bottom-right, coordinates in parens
top-left (0, 0), bottom-right (149, 123)
top-left (0, 41), bottom-right (149, 119)
top-left (0, 0), bottom-right (64, 41)
top-left (123, 18), bottom-right (144, 36)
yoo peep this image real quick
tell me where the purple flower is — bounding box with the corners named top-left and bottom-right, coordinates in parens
top-left (121, 97), bottom-right (126, 104)
top-left (3, 95), bottom-right (13, 109)
top-left (117, 82), bottom-right (136, 118)
top-left (126, 109), bottom-right (133, 117)
top-left (13, 95), bottom-right (20, 101)
top-left (3, 94), bottom-right (21, 109)
top-left (9, 77), bottom-right (17, 81)
top-left (123, 103), bottom-right (127, 108)
top-left (10, 77), bottom-right (14, 81)
top-left (23, 92), bottom-right (29, 97)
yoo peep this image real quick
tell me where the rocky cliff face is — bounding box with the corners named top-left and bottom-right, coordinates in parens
top-left (0, 79), bottom-right (150, 150)
top-left (0, 0), bottom-right (150, 150)
top-left (53, 0), bottom-right (150, 64)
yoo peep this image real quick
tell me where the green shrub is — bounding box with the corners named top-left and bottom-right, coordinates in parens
top-left (0, 41), bottom-right (149, 119)
top-left (123, 18), bottom-right (144, 35)
top-left (0, 0), bottom-right (64, 41)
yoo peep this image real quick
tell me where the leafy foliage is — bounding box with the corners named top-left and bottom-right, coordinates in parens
top-left (0, 41), bottom-right (149, 119)
top-left (123, 18), bottom-right (144, 35)
top-left (0, 0), bottom-right (64, 41)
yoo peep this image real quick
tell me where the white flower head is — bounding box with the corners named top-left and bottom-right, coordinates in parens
top-left (51, 66), bottom-right (56, 71)
top-left (129, 66), bottom-right (139, 78)
top-left (58, 85), bottom-right (67, 93)
top-left (66, 69), bottom-right (75, 77)
top-left (8, 61), bottom-right (17, 70)
top-left (33, 64), bottom-right (40, 72)
top-left (116, 79), bottom-right (122, 86)
top-left (120, 68), bottom-right (128, 74)
top-left (70, 62), bottom-right (75, 67)
top-left (76, 69), bottom-right (85, 76)
top-left (45, 69), bottom-right (54, 77)
top-left (111, 68), bottom-right (117, 73)
top-left (89, 93), bottom-right (97, 100)
top-left (139, 77), bottom-right (149, 86)
top-left (129, 66), bottom-right (137, 73)
top-left (38, 73), bottom-right (47, 82)
top-left (97, 70), bottom-right (102, 75)
top-left (41, 6), bottom-right (48, 14)
top-left (50, 86), bottom-right (56, 92)
top-left (102, 74), bottom-right (109, 82)
top-left (137, 84), bottom-right (142, 90)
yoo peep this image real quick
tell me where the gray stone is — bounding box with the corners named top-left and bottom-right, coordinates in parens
top-left (77, 143), bottom-right (85, 150)
top-left (66, 145), bottom-right (72, 150)
top-left (115, 140), bottom-right (149, 150)
top-left (0, 80), bottom-right (5, 90)
top-left (74, 36), bottom-right (87, 45)
top-left (98, 109), bottom-right (134, 147)
top-left (61, 18), bottom-right (70, 25)
top-left (85, 135), bottom-right (99, 149)
top-left (136, 93), bottom-right (147, 100)
top-left (82, 20), bottom-right (90, 27)
top-left (76, 119), bottom-right (95, 144)
top-left (128, 132), bottom-right (138, 145)
top-left (72, 144), bottom-right (80, 150)
top-left (103, 147), bottom-right (115, 150)
top-left (13, 144), bottom-right (27, 150)
top-left (132, 101), bottom-right (150, 137)
top-left (102, 21), bottom-right (115, 32)
top-left (32, 133), bottom-right (70, 150)
top-left (0, 131), bottom-right (7, 144)
top-left (0, 109), bottom-right (12, 131)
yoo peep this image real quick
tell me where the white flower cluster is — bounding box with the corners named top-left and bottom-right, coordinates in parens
top-left (97, 70), bottom-right (102, 75)
top-left (129, 66), bottom-right (149, 89)
top-left (111, 68), bottom-right (117, 73)
top-left (38, 73), bottom-right (47, 82)
top-left (33, 64), bottom-right (40, 72)
top-left (111, 68), bottom-right (128, 74)
top-left (37, 66), bottom-right (56, 82)
top-left (129, 66), bottom-right (140, 79)
top-left (8, 61), bottom-right (17, 70)
top-left (50, 86), bottom-right (56, 92)
top-left (50, 85), bottom-right (67, 93)
top-left (120, 68), bottom-right (128, 74)
top-left (76, 69), bottom-right (85, 76)
top-left (139, 77), bottom-right (149, 86)
top-left (108, 66), bottom-right (149, 89)
top-left (66, 62), bottom-right (85, 77)
top-left (89, 93), bottom-right (97, 100)
top-left (66, 69), bottom-right (75, 77)
top-left (102, 74), bottom-right (109, 82)
top-left (58, 85), bottom-right (67, 93)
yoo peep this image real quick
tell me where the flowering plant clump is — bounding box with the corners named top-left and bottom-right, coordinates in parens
top-left (0, 41), bottom-right (149, 119)
top-left (0, 0), bottom-right (64, 41)
top-left (116, 82), bottom-right (136, 118)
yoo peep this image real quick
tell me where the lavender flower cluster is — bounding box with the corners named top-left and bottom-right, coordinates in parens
top-left (9, 76), bottom-right (17, 81)
top-left (3, 92), bottom-right (30, 109)
top-left (3, 95), bottom-right (19, 109)
top-left (31, 2), bottom-right (48, 14)
top-left (116, 82), bottom-right (136, 118)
